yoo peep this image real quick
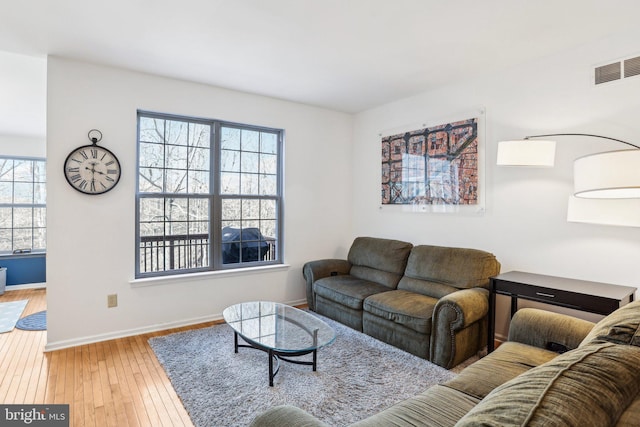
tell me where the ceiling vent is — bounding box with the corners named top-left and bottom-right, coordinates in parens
top-left (594, 55), bottom-right (640, 85)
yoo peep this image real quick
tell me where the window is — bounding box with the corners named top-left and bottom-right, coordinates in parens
top-left (0, 156), bottom-right (46, 254)
top-left (136, 111), bottom-right (283, 278)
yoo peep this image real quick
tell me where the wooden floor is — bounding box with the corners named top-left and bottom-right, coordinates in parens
top-left (0, 288), bottom-right (222, 426)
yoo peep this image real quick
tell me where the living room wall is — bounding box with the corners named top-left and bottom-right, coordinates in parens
top-left (353, 28), bottom-right (640, 338)
top-left (46, 57), bottom-right (353, 349)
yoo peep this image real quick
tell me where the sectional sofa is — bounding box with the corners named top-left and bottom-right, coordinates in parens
top-left (303, 237), bottom-right (501, 368)
top-left (250, 300), bottom-right (640, 426)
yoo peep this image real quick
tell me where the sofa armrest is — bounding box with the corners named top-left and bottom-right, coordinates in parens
top-left (302, 259), bottom-right (351, 311)
top-left (249, 405), bottom-right (329, 427)
top-left (507, 308), bottom-right (595, 352)
top-left (431, 288), bottom-right (489, 368)
top-left (435, 287), bottom-right (489, 329)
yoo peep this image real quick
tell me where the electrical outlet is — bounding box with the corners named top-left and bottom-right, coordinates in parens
top-left (107, 294), bottom-right (118, 308)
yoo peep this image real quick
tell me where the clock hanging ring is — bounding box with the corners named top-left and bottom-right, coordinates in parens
top-left (63, 129), bottom-right (122, 195)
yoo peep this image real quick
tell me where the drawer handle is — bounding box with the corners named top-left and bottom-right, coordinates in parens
top-left (536, 292), bottom-right (555, 298)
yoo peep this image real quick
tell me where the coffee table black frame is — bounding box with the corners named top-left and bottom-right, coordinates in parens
top-left (233, 317), bottom-right (320, 386)
top-left (223, 302), bottom-right (335, 386)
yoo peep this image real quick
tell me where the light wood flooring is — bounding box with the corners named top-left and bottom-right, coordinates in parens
top-left (0, 288), bottom-right (223, 426)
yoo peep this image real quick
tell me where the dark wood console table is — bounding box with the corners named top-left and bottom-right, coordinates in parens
top-left (488, 271), bottom-right (636, 352)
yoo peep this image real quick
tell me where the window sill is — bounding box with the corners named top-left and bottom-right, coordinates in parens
top-left (130, 263), bottom-right (291, 288)
top-left (0, 252), bottom-right (46, 258)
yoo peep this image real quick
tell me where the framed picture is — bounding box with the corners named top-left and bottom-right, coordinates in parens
top-left (380, 110), bottom-right (485, 214)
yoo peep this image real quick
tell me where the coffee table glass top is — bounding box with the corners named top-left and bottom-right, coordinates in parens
top-left (223, 301), bottom-right (336, 354)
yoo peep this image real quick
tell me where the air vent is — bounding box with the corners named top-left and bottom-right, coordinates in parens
top-left (595, 62), bottom-right (621, 85)
top-left (594, 54), bottom-right (640, 85)
top-left (623, 56), bottom-right (640, 78)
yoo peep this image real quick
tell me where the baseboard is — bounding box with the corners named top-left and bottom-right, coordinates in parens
top-left (3, 282), bottom-right (46, 291)
top-left (44, 297), bottom-right (309, 352)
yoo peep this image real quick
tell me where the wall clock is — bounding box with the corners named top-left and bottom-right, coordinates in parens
top-left (63, 129), bottom-right (122, 195)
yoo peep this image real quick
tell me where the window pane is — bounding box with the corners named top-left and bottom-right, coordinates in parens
top-left (189, 147), bottom-right (210, 171)
top-left (242, 199), bottom-right (260, 220)
top-left (221, 150), bottom-right (240, 172)
top-left (139, 198), bottom-right (165, 222)
top-left (0, 229), bottom-right (11, 252)
top-left (0, 208), bottom-right (11, 228)
top-left (189, 123), bottom-right (210, 148)
top-left (0, 159), bottom-right (14, 181)
top-left (260, 200), bottom-right (277, 219)
top-left (189, 198), bottom-right (209, 222)
top-left (34, 208), bottom-right (46, 228)
top-left (14, 228), bottom-right (32, 249)
top-left (240, 173), bottom-right (259, 195)
top-left (241, 129), bottom-right (260, 152)
top-left (34, 183), bottom-right (46, 204)
top-left (167, 198), bottom-right (188, 221)
top-left (260, 153), bottom-right (277, 174)
top-left (187, 170), bottom-right (209, 193)
top-left (261, 133), bottom-right (278, 154)
top-left (222, 199), bottom-right (241, 220)
top-left (259, 175), bottom-right (277, 196)
top-left (139, 117), bottom-right (165, 143)
top-left (221, 127), bottom-right (240, 150)
top-left (166, 145), bottom-right (188, 169)
top-left (0, 182), bottom-right (12, 203)
top-left (140, 142), bottom-right (164, 168)
top-left (166, 120), bottom-right (189, 146)
top-left (33, 228), bottom-right (46, 250)
top-left (166, 221), bottom-right (188, 235)
top-left (14, 182), bottom-right (33, 203)
top-left (221, 172), bottom-right (240, 194)
top-left (33, 160), bottom-right (46, 182)
top-left (14, 160), bottom-right (33, 181)
top-left (139, 167), bottom-right (164, 192)
top-left (14, 208), bottom-right (33, 228)
top-left (261, 220), bottom-right (277, 240)
top-left (241, 152), bottom-right (259, 173)
top-left (166, 169), bottom-right (188, 193)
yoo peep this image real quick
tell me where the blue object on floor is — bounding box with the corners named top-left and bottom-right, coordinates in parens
top-left (16, 310), bottom-right (46, 331)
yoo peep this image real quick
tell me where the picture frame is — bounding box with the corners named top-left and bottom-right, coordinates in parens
top-left (380, 108), bottom-right (485, 214)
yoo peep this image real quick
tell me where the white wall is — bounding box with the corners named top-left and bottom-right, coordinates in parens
top-left (46, 57), bottom-right (353, 349)
top-left (353, 29), bottom-right (640, 337)
top-left (0, 135), bottom-right (46, 157)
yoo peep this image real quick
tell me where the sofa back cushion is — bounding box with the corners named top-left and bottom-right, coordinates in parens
top-left (397, 245), bottom-right (500, 298)
top-left (581, 300), bottom-right (640, 347)
top-left (455, 342), bottom-right (640, 427)
top-left (348, 237), bottom-right (413, 289)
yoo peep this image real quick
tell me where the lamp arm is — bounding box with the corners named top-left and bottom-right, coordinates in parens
top-left (524, 133), bottom-right (640, 150)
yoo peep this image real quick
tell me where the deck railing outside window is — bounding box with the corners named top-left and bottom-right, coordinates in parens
top-left (139, 233), bottom-right (276, 273)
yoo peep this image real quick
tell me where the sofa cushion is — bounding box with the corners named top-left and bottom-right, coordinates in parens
top-left (363, 290), bottom-right (437, 334)
top-left (347, 237), bottom-right (413, 288)
top-left (455, 342), bottom-right (640, 427)
top-left (397, 245), bottom-right (500, 298)
top-left (444, 341), bottom-right (558, 401)
top-left (352, 384), bottom-right (481, 427)
top-left (581, 300), bottom-right (640, 347)
top-left (314, 276), bottom-right (390, 310)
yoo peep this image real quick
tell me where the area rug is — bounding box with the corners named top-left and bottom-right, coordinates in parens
top-left (149, 314), bottom-right (458, 427)
top-left (0, 299), bottom-right (28, 333)
top-left (16, 310), bottom-right (46, 331)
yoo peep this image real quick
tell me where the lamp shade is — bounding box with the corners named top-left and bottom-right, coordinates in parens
top-left (497, 140), bottom-right (556, 167)
top-left (574, 150), bottom-right (640, 198)
top-left (567, 196), bottom-right (640, 227)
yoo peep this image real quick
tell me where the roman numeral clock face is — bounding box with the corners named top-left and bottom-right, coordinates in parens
top-left (64, 144), bottom-right (121, 194)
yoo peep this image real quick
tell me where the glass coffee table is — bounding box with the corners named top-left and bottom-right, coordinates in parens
top-left (223, 301), bottom-right (336, 386)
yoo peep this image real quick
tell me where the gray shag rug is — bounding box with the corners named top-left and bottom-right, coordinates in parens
top-left (149, 314), bottom-right (464, 427)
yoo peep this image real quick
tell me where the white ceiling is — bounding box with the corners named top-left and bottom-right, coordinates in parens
top-left (1, 0), bottom-right (640, 138)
